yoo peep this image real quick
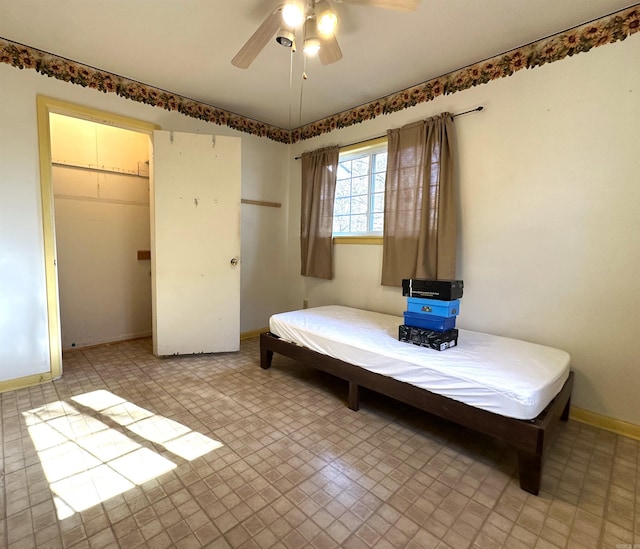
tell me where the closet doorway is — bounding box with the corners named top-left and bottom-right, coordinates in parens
top-left (37, 96), bottom-right (241, 381)
top-left (50, 113), bottom-right (153, 350)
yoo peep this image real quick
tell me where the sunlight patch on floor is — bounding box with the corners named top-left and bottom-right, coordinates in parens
top-left (24, 390), bottom-right (223, 519)
top-left (72, 390), bottom-right (224, 460)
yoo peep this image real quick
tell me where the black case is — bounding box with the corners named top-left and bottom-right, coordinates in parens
top-left (398, 325), bottom-right (459, 351)
top-left (401, 279), bottom-right (464, 300)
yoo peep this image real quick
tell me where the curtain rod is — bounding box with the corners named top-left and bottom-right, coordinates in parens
top-left (294, 106), bottom-right (483, 159)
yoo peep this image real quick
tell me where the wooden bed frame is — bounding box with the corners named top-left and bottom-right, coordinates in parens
top-left (260, 331), bottom-right (573, 495)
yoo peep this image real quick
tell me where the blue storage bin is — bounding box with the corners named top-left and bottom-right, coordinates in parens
top-left (406, 297), bottom-right (460, 317)
top-left (403, 311), bottom-right (456, 332)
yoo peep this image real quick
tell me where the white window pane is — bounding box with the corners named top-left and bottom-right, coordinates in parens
top-left (352, 157), bottom-right (369, 177)
top-left (372, 192), bottom-right (384, 213)
top-left (337, 161), bottom-right (352, 179)
top-left (333, 144), bottom-right (388, 237)
top-left (335, 180), bottom-right (350, 198)
top-left (351, 195), bottom-right (368, 214)
top-left (335, 197), bottom-right (350, 215)
top-left (372, 213), bottom-right (384, 232)
top-left (352, 176), bottom-right (368, 196)
top-left (374, 152), bottom-right (387, 172)
top-left (373, 173), bottom-right (385, 193)
top-left (334, 216), bottom-right (350, 233)
top-left (351, 215), bottom-right (368, 232)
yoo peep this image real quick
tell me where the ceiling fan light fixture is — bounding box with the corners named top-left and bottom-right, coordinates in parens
top-left (282, 3), bottom-right (304, 28)
top-left (303, 37), bottom-right (321, 55)
top-left (316, 2), bottom-right (338, 36)
top-left (317, 12), bottom-right (337, 36)
top-left (275, 28), bottom-right (295, 47)
top-left (303, 17), bottom-right (321, 55)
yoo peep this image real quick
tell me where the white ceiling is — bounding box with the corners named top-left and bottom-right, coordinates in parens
top-left (0, 0), bottom-right (635, 129)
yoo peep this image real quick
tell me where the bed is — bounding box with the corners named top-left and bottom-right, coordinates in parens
top-left (260, 305), bottom-right (573, 495)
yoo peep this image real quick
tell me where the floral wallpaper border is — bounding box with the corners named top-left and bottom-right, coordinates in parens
top-left (293, 5), bottom-right (639, 142)
top-left (1, 5), bottom-right (638, 144)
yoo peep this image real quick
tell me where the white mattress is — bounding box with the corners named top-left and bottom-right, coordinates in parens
top-left (269, 305), bottom-right (571, 420)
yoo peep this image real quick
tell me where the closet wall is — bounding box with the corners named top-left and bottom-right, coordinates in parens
top-left (51, 114), bottom-right (152, 349)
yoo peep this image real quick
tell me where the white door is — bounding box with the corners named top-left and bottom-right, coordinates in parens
top-left (151, 131), bottom-right (241, 356)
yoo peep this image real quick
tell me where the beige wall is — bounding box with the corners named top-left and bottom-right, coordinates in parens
top-left (1, 34), bottom-right (638, 425)
top-left (289, 37), bottom-right (640, 426)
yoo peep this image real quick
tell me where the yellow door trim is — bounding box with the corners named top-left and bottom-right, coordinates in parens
top-left (32, 96), bottom-right (159, 393)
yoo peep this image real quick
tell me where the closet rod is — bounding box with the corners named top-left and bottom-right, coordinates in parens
top-left (294, 106), bottom-right (484, 160)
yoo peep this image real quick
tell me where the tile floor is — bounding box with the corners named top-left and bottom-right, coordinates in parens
top-left (0, 337), bottom-right (637, 548)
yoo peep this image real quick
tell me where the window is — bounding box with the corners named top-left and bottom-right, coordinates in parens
top-left (333, 142), bottom-right (387, 236)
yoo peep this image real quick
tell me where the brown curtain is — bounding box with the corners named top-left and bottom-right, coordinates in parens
top-left (300, 146), bottom-right (339, 279)
top-left (381, 113), bottom-right (457, 287)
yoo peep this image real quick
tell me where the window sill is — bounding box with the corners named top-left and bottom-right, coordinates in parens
top-left (333, 236), bottom-right (383, 245)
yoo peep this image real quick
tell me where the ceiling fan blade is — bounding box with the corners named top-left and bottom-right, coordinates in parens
top-left (338, 0), bottom-right (420, 11)
top-left (231, 7), bottom-right (283, 69)
top-left (318, 33), bottom-right (343, 65)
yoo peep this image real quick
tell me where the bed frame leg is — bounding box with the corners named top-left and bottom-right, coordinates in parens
top-left (348, 381), bottom-right (360, 411)
top-left (260, 347), bottom-right (273, 370)
top-left (517, 451), bottom-right (542, 495)
top-left (561, 397), bottom-right (571, 421)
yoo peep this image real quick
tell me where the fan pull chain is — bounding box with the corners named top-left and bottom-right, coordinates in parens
top-left (298, 54), bottom-right (307, 127)
top-left (288, 46), bottom-right (294, 132)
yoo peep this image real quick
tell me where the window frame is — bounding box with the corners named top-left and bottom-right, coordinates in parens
top-left (332, 137), bottom-right (388, 241)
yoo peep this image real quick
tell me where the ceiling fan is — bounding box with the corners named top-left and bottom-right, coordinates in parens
top-left (231, 0), bottom-right (420, 69)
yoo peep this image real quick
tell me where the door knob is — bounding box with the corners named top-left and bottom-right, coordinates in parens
top-left (230, 257), bottom-right (239, 266)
